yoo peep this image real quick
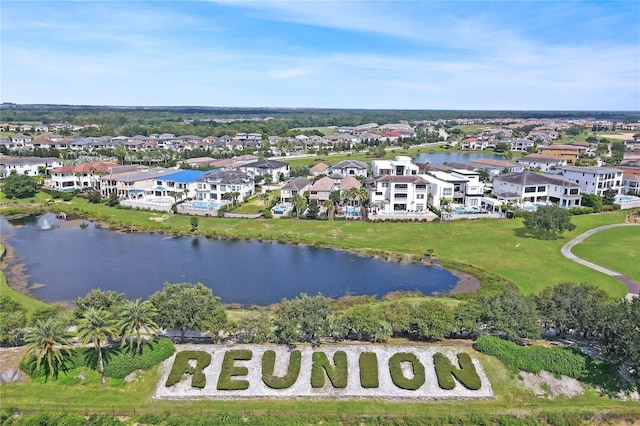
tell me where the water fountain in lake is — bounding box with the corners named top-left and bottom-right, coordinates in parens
top-left (41, 218), bottom-right (51, 230)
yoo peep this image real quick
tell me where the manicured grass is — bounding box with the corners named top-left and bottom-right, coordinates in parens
top-left (571, 226), bottom-right (640, 281)
top-left (231, 190), bottom-right (279, 214)
top-left (0, 191), bottom-right (52, 204)
top-left (39, 198), bottom-right (633, 298)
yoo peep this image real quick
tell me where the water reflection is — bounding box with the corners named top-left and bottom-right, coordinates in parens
top-left (0, 213), bottom-right (459, 306)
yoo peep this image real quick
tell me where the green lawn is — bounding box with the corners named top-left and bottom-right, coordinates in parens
top-left (230, 190), bottom-right (279, 214)
top-left (571, 226), bottom-right (640, 282)
top-left (33, 198), bottom-right (634, 298)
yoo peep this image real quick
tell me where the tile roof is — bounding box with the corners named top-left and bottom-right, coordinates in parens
top-left (281, 177), bottom-right (310, 191)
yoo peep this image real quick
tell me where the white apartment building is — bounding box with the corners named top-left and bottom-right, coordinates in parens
top-left (493, 171), bottom-right (582, 207)
top-left (555, 166), bottom-right (623, 196)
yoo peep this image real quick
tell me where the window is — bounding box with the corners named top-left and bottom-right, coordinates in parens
top-left (395, 184), bottom-right (408, 189)
top-left (570, 188), bottom-right (579, 195)
top-left (416, 184), bottom-right (426, 190)
top-left (537, 186), bottom-right (545, 192)
top-left (524, 186), bottom-right (536, 193)
top-left (395, 193), bottom-right (407, 199)
top-left (416, 204), bottom-right (423, 211)
top-left (469, 198), bottom-right (478, 206)
top-left (382, 182), bottom-right (389, 188)
top-left (443, 188), bottom-right (453, 196)
top-left (416, 194), bottom-right (424, 199)
top-left (375, 191), bottom-right (383, 196)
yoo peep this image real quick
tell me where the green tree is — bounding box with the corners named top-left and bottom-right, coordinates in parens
top-left (107, 191), bottom-right (120, 207)
top-left (340, 304), bottom-right (379, 341)
top-left (273, 294), bottom-right (330, 345)
top-left (190, 216), bottom-right (199, 232)
top-left (452, 300), bottom-right (484, 337)
top-left (536, 282), bottom-right (610, 338)
top-left (322, 199), bottom-right (335, 220)
top-left (74, 288), bottom-right (125, 319)
top-left (580, 193), bottom-right (603, 212)
top-left (599, 297), bottom-right (640, 375)
top-left (306, 199), bottom-right (320, 219)
top-left (410, 300), bottom-right (454, 341)
top-left (0, 295), bottom-right (27, 345)
top-left (523, 204), bottom-right (576, 238)
top-left (1, 171), bottom-right (38, 199)
top-left (148, 282), bottom-right (223, 343)
top-left (30, 305), bottom-right (68, 327)
top-left (292, 193), bottom-right (306, 219)
top-left (23, 319), bottom-right (73, 381)
top-left (235, 309), bottom-right (272, 343)
top-left (602, 189), bottom-right (617, 206)
top-left (377, 300), bottom-right (412, 337)
top-left (77, 307), bottom-right (119, 386)
top-left (118, 299), bottom-right (159, 355)
top-left (482, 292), bottom-right (540, 341)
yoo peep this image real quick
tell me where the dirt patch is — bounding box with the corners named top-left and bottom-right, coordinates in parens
top-left (519, 370), bottom-right (583, 399)
top-left (626, 211), bottom-right (640, 224)
top-left (0, 346), bottom-right (28, 384)
top-left (604, 132), bottom-right (636, 141)
top-left (449, 270), bottom-right (481, 294)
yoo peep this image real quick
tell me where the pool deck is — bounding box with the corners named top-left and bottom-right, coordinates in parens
top-left (370, 211), bottom-right (439, 221)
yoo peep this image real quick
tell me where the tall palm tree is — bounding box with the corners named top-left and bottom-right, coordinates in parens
top-left (322, 199), bottom-right (335, 220)
top-left (77, 308), bottom-right (118, 386)
top-left (24, 319), bottom-right (73, 381)
top-left (356, 187), bottom-right (370, 220)
top-left (118, 299), bottom-right (159, 355)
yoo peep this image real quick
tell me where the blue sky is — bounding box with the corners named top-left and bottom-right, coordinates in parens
top-left (1, 1), bottom-right (639, 110)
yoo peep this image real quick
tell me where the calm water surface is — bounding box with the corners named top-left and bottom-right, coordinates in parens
top-left (0, 213), bottom-right (458, 305)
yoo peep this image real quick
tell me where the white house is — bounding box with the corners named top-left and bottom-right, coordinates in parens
top-left (369, 175), bottom-right (430, 214)
top-left (48, 161), bottom-right (118, 192)
top-left (0, 156), bottom-right (61, 178)
top-left (371, 156), bottom-right (419, 176)
top-left (555, 166), bottom-right (623, 196)
top-left (517, 154), bottom-right (568, 172)
top-left (424, 170), bottom-right (484, 207)
top-left (241, 159), bottom-right (290, 181)
top-left (493, 171), bottom-right (582, 208)
top-left (330, 159), bottom-right (369, 178)
top-left (100, 167), bottom-right (170, 198)
top-left (194, 170), bottom-right (254, 204)
top-left (280, 177), bottom-right (311, 205)
top-left (510, 139), bottom-right (535, 152)
top-left (622, 173), bottom-right (640, 195)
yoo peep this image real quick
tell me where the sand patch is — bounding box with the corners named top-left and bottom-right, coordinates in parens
top-left (519, 370), bottom-right (583, 399)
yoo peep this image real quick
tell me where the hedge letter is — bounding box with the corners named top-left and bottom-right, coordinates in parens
top-left (359, 352), bottom-right (379, 388)
top-left (389, 352), bottom-right (425, 390)
top-left (165, 350), bottom-right (212, 388)
top-left (433, 352), bottom-right (481, 390)
top-left (311, 351), bottom-right (348, 388)
top-left (261, 350), bottom-right (301, 389)
top-left (217, 349), bottom-right (252, 390)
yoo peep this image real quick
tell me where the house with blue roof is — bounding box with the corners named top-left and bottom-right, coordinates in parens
top-left (153, 169), bottom-right (210, 200)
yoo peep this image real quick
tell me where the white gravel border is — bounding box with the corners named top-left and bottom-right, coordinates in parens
top-left (153, 344), bottom-right (493, 400)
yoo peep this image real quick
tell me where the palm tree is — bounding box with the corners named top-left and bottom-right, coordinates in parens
top-left (118, 299), bottom-right (159, 355)
top-left (77, 308), bottom-right (118, 386)
top-left (322, 199), bottom-right (335, 220)
top-left (292, 193), bottom-right (306, 219)
top-left (356, 187), bottom-right (370, 220)
top-left (23, 319), bottom-right (73, 381)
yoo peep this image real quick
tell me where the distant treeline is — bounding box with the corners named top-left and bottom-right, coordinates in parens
top-left (2, 104), bottom-right (638, 131)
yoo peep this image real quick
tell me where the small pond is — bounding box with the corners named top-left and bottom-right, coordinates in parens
top-left (413, 152), bottom-right (504, 164)
top-left (0, 213), bottom-right (459, 306)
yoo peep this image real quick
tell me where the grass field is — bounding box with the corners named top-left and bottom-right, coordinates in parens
top-left (571, 226), bottom-right (640, 281)
top-left (21, 198), bottom-right (634, 298)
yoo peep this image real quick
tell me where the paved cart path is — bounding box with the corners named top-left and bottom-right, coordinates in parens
top-left (561, 223), bottom-right (640, 300)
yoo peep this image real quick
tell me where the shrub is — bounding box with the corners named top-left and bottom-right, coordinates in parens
top-left (474, 335), bottom-right (586, 379)
top-left (359, 352), bottom-right (379, 388)
top-left (165, 348), bottom-right (211, 388)
top-left (261, 350), bottom-right (301, 389)
top-left (311, 351), bottom-right (348, 388)
top-left (217, 349), bottom-right (252, 390)
top-left (433, 352), bottom-right (482, 390)
top-left (388, 352), bottom-right (425, 390)
top-left (105, 339), bottom-right (175, 379)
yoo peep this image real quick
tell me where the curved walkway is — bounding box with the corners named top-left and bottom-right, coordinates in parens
top-left (561, 223), bottom-right (640, 300)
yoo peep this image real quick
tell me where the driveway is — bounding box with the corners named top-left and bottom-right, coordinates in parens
top-left (561, 223), bottom-right (640, 300)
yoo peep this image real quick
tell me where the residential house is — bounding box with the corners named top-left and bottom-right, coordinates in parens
top-left (622, 173), bottom-right (640, 195)
top-left (539, 144), bottom-right (586, 163)
top-left (369, 175), bottom-right (429, 213)
top-left (194, 170), bottom-right (255, 204)
top-left (149, 170), bottom-right (207, 200)
top-left (10, 134), bottom-right (32, 147)
top-left (0, 155), bottom-right (61, 178)
top-left (371, 156), bottom-right (419, 176)
top-left (424, 170), bottom-right (485, 207)
top-left (517, 154), bottom-right (568, 172)
top-left (241, 159), bottom-right (289, 181)
top-left (470, 158), bottom-right (520, 177)
top-left (555, 165), bottom-right (623, 196)
top-left (510, 139), bottom-right (535, 152)
top-left (280, 177), bottom-right (311, 204)
top-left (309, 162), bottom-right (330, 176)
top-left (99, 167), bottom-right (170, 198)
top-left (330, 159), bottom-right (368, 178)
top-left (48, 161), bottom-right (118, 192)
top-left (308, 176), bottom-right (336, 202)
top-left (493, 171), bottom-right (582, 208)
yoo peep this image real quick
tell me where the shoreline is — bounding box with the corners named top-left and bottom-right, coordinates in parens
top-left (0, 211), bottom-right (486, 308)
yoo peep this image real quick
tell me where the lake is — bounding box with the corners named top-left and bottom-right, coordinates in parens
top-left (0, 213), bottom-right (459, 306)
top-left (413, 152), bottom-right (504, 164)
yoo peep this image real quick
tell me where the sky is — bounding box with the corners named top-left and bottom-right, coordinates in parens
top-left (1, 1), bottom-right (639, 110)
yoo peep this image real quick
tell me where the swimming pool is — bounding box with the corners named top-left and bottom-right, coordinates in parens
top-left (616, 195), bottom-right (639, 202)
top-left (452, 206), bottom-right (482, 214)
top-left (189, 201), bottom-right (222, 209)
